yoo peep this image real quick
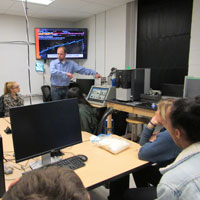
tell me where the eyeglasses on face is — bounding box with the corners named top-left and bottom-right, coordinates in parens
top-left (12, 85), bottom-right (20, 89)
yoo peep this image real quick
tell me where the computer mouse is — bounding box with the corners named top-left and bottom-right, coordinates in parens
top-left (4, 165), bottom-right (14, 175)
top-left (151, 103), bottom-right (157, 110)
top-left (4, 126), bottom-right (12, 134)
top-left (77, 154), bottom-right (88, 162)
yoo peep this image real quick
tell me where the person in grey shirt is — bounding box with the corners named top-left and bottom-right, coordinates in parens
top-left (123, 97), bottom-right (200, 200)
top-left (50, 46), bottom-right (101, 101)
top-left (3, 81), bottom-right (24, 117)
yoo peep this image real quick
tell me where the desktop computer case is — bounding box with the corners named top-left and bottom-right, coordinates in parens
top-left (0, 136), bottom-right (6, 197)
top-left (116, 69), bottom-right (150, 101)
top-left (116, 69), bottom-right (133, 101)
top-left (131, 68), bottom-right (151, 100)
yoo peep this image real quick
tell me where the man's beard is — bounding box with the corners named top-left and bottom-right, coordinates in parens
top-left (59, 57), bottom-right (65, 62)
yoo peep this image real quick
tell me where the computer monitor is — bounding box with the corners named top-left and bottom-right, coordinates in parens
top-left (87, 85), bottom-right (116, 106)
top-left (76, 78), bottom-right (94, 96)
top-left (87, 86), bottom-right (109, 104)
top-left (10, 99), bottom-right (82, 168)
top-left (183, 76), bottom-right (200, 98)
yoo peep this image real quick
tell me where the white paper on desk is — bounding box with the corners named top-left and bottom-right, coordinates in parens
top-left (90, 135), bottom-right (130, 154)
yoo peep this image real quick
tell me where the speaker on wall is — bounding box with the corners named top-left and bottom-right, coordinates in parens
top-left (0, 135), bottom-right (6, 197)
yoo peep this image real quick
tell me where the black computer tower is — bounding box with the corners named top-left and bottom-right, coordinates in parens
top-left (116, 70), bottom-right (133, 88)
top-left (131, 68), bottom-right (151, 100)
top-left (0, 136), bottom-right (6, 197)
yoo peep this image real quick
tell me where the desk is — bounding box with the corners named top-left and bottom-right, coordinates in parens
top-left (0, 117), bottom-right (147, 192)
top-left (91, 103), bottom-right (105, 108)
top-left (106, 100), bottom-right (156, 138)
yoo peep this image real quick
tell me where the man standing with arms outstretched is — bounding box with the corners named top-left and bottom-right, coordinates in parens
top-left (50, 46), bottom-right (101, 101)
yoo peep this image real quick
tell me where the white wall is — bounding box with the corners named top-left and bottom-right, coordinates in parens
top-left (0, 14), bottom-right (73, 97)
top-left (188, 0), bottom-right (200, 77)
top-left (0, 3), bottom-right (136, 100)
top-left (96, 13), bottom-right (106, 76)
top-left (75, 4), bottom-right (129, 77)
top-left (2, 0), bottom-right (197, 101)
top-left (0, 3), bottom-right (131, 105)
top-left (73, 16), bottom-right (96, 71)
top-left (105, 4), bottom-right (127, 75)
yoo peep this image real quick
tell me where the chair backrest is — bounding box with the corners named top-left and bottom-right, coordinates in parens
top-left (0, 136), bottom-right (5, 197)
top-left (0, 95), bottom-right (5, 118)
top-left (41, 85), bottom-right (52, 102)
top-left (96, 107), bottom-right (114, 135)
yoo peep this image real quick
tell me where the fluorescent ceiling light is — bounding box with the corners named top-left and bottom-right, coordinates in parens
top-left (18, 0), bottom-right (55, 5)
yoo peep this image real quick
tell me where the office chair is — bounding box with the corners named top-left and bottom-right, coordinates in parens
top-left (0, 95), bottom-right (5, 118)
top-left (0, 136), bottom-right (6, 197)
top-left (41, 85), bottom-right (52, 102)
top-left (96, 107), bottom-right (114, 135)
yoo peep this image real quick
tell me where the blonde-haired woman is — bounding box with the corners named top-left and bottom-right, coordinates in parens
top-left (3, 82), bottom-right (24, 117)
top-left (133, 99), bottom-right (181, 187)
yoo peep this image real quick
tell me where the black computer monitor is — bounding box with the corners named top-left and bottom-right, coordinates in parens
top-left (76, 78), bottom-right (94, 96)
top-left (10, 99), bottom-right (82, 168)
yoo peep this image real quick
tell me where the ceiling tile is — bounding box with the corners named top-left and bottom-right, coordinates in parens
top-left (49, 0), bottom-right (90, 10)
top-left (0, 0), bottom-right (14, 8)
top-left (0, 0), bottom-right (134, 22)
top-left (31, 5), bottom-right (91, 21)
top-left (79, 3), bottom-right (108, 15)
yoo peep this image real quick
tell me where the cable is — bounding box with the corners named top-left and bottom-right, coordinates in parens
top-left (0, 41), bottom-right (35, 45)
top-left (104, 11), bottom-right (107, 77)
top-left (22, 0), bottom-right (32, 104)
top-left (94, 14), bottom-right (97, 72)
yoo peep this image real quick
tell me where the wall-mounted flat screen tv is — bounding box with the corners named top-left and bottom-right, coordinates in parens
top-left (35, 28), bottom-right (88, 59)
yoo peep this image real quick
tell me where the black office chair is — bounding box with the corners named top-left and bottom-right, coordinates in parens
top-left (0, 95), bottom-right (5, 118)
top-left (41, 85), bottom-right (52, 102)
top-left (96, 107), bottom-right (114, 135)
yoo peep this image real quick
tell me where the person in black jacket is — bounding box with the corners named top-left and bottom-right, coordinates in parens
top-left (68, 87), bottom-right (98, 134)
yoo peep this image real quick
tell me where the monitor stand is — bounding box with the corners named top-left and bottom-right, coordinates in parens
top-left (50, 149), bottom-right (64, 157)
top-left (29, 153), bottom-right (61, 170)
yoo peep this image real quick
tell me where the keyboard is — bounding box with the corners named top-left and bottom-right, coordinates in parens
top-left (135, 102), bottom-right (157, 110)
top-left (46, 156), bottom-right (85, 170)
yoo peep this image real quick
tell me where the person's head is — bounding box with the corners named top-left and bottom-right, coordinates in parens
top-left (3, 166), bottom-right (90, 200)
top-left (4, 82), bottom-right (20, 95)
top-left (68, 87), bottom-right (91, 107)
top-left (155, 98), bottom-right (175, 125)
top-left (166, 98), bottom-right (200, 149)
top-left (57, 46), bottom-right (67, 61)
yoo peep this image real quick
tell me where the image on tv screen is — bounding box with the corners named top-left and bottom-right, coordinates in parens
top-left (35, 28), bottom-right (88, 59)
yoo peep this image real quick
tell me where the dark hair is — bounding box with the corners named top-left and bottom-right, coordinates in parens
top-left (194, 95), bottom-right (200, 102)
top-left (170, 98), bottom-right (200, 143)
top-left (57, 46), bottom-right (67, 53)
top-left (3, 166), bottom-right (89, 200)
top-left (67, 87), bottom-right (92, 107)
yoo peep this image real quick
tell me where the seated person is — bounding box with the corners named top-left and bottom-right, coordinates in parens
top-left (157, 98), bottom-right (200, 199)
top-left (3, 82), bottom-right (24, 117)
top-left (133, 99), bottom-right (181, 187)
top-left (3, 166), bottom-right (90, 200)
top-left (67, 87), bottom-right (98, 134)
top-left (108, 99), bottom-right (181, 200)
top-left (124, 97), bottom-right (200, 200)
top-left (138, 98), bottom-right (181, 164)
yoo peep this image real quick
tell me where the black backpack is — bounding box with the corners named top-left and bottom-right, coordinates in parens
top-left (0, 95), bottom-right (4, 117)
